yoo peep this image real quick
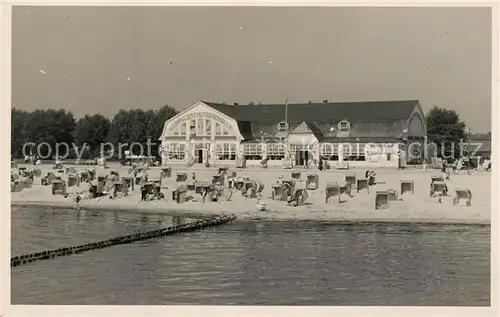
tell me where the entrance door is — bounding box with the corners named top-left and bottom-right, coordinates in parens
top-left (295, 151), bottom-right (309, 166)
top-left (197, 149), bottom-right (204, 164)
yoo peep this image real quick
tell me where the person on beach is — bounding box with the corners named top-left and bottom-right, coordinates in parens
top-left (422, 158), bottom-right (427, 171)
top-left (140, 185), bottom-right (147, 202)
top-left (452, 159), bottom-right (458, 174)
top-left (318, 158), bottom-right (324, 171)
top-left (441, 160), bottom-right (447, 173)
top-left (192, 172), bottom-right (196, 180)
top-left (277, 173), bottom-right (284, 184)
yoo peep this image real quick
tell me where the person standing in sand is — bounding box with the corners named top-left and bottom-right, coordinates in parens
top-left (453, 159), bottom-right (458, 174)
top-left (456, 159), bottom-right (463, 172)
top-left (140, 185), bottom-right (147, 202)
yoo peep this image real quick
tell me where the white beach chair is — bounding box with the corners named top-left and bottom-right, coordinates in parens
top-left (453, 188), bottom-right (472, 206)
top-left (375, 191), bottom-right (390, 210)
top-left (400, 180), bottom-right (414, 195)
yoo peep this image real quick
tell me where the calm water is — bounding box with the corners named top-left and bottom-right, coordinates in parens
top-left (11, 206), bottom-right (490, 306)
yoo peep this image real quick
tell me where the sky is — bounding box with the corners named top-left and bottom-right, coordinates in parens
top-left (11, 6), bottom-right (492, 133)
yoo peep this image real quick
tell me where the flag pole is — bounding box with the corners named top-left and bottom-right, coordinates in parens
top-left (285, 98), bottom-right (288, 126)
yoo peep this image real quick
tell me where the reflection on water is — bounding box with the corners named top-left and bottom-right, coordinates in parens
top-left (11, 207), bottom-right (490, 305)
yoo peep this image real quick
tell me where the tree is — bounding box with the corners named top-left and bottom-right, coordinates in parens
top-left (11, 108), bottom-right (30, 158)
top-left (426, 106), bottom-right (467, 160)
top-left (153, 104), bottom-right (178, 141)
top-left (108, 105), bottom-right (178, 159)
top-left (74, 114), bottom-right (111, 158)
top-left (13, 109), bottom-right (76, 159)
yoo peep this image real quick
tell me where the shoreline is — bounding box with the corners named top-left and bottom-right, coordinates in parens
top-left (11, 200), bottom-right (491, 226)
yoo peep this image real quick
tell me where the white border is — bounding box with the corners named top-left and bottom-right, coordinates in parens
top-left (2, 2), bottom-right (499, 317)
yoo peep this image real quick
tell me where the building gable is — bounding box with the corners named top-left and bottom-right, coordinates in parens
top-left (290, 122), bottom-right (313, 134)
top-left (160, 101), bottom-right (244, 140)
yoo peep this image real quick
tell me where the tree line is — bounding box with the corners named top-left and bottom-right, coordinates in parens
top-left (11, 105), bottom-right (178, 160)
top-left (11, 104), bottom-right (478, 161)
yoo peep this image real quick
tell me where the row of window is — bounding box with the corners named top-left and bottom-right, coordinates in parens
top-left (163, 143), bottom-right (397, 161)
top-left (172, 119), bottom-right (230, 136)
top-left (215, 143), bottom-right (237, 160)
top-left (241, 143), bottom-right (393, 154)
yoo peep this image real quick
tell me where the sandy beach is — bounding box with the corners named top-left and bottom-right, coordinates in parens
top-left (11, 163), bottom-right (491, 225)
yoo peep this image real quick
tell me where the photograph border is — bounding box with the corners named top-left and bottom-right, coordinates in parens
top-left (1, 1), bottom-right (499, 316)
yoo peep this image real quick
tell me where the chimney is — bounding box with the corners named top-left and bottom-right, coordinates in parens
top-left (323, 100), bottom-right (328, 104)
top-left (234, 102), bottom-right (239, 106)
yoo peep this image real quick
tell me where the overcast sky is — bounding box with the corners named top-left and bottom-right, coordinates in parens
top-left (12, 6), bottom-right (492, 132)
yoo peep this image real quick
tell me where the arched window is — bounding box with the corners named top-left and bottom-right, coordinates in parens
top-left (277, 121), bottom-right (289, 132)
top-left (338, 120), bottom-right (351, 131)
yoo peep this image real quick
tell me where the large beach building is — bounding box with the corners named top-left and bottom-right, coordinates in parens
top-left (159, 100), bottom-right (427, 168)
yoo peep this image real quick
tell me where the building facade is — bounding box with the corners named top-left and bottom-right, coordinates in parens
top-left (159, 100), bottom-right (427, 168)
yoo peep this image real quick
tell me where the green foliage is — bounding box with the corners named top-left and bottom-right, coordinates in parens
top-left (74, 114), bottom-right (111, 158)
top-left (426, 106), bottom-right (467, 159)
top-left (11, 108), bottom-right (76, 158)
top-left (11, 104), bottom-right (178, 159)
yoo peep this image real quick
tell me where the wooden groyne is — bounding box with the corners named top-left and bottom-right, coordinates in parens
top-left (11, 214), bottom-right (236, 268)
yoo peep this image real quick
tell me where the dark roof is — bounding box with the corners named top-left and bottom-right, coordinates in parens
top-left (304, 122), bottom-right (324, 140)
top-left (321, 136), bottom-right (402, 143)
top-left (202, 100), bottom-right (419, 141)
top-left (466, 138), bottom-right (491, 153)
top-left (203, 100), bottom-right (419, 122)
top-left (236, 121), bottom-right (253, 140)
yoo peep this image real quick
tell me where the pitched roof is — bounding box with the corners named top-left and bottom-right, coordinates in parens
top-left (289, 121), bottom-right (324, 140)
top-left (466, 138), bottom-right (492, 153)
top-left (202, 100), bottom-right (419, 141)
top-left (203, 100), bottom-right (419, 123)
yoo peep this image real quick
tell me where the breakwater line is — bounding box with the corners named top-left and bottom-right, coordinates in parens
top-left (11, 214), bottom-right (236, 268)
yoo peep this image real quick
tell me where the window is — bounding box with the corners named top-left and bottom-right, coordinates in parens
top-left (288, 144), bottom-right (299, 153)
top-left (215, 122), bottom-right (221, 136)
top-left (320, 143), bottom-right (339, 160)
top-left (189, 120), bottom-right (196, 136)
top-left (346, 143), bottom-right (366, 161)
top-left (338, 120), bottom-right (351, 131)
top-left (223, 126), bottom-right (229, 135)
top-left (366, 143), bottom-right (382, 162)
top-left (179, 122), bottom-right (187, 136)
top-left (268, 143), bottom-right (286, 160)
top-left (243, 144), bottom-right (263, 160)
top-left (356, 143), bottom-right (366, 161)
top-left (320, 143), bottom-right (333, 155)
top-left (204, 119), bottom-right (211, 136)
top-left (173, 126), bottom-right (179, 136)
top-left (385, 144), bottom-right (394, 161)
top-left (277, 121), bottom-right (289, 132)
top-left (342, 143), bottom-right (353, 158)
top-left (197, 119), bottom-right (203, 136)
top-left (164, 143), bottom-right (186, 160)
top-left (216, 143), bottom-right (236, 160)
top-left (288, 143), bottom-right (312, 154)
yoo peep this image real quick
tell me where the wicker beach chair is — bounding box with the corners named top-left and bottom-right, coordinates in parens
top-left (375, 191), bottom-right (390, 209)
top-left (306, 173), bottom-right (319, 190)
top-left (453, 188), bottom-right (472, 206)
top-left (400, 180), bottom-right (414, 195)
